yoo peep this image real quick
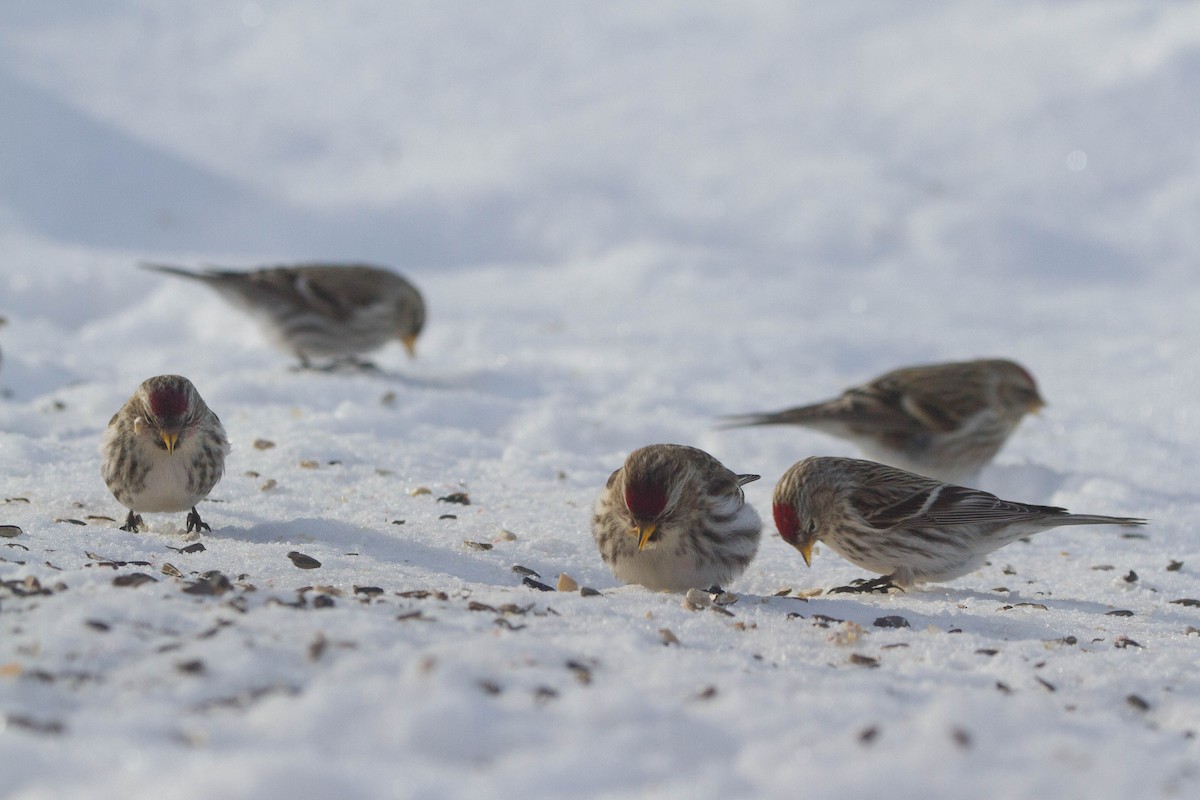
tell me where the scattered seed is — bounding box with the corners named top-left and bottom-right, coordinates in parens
top-left (494, 617), bottom-right (525, 631)
top-left (511, 565), bottom-right (541, 578)
top-left (5, 714), bottom-right (65, 736)
top-left (658, 628), bottom-right (680, 646)
top-left (253, 439), bottom-right (276, 450)
top-left (580, 587), bottom-right (602, 597)
top-left (287, 551), bottom-right (321, 569)
top-left (873, 615), bottom-right (910, 629)
top-left (495, 529), bottom-right (518, 542)
top-left (557, 573), bottom-right (579, 592)
top-left (439, 514), bottom-right (457, 520)
top-left (1091, 565), bottom-right (1115, 571)
top-left (313, 595), bottom-right (335, 609)
top-left (566, 660), bottom-right (593, 685)
top-left (995, 681), bottom-right (1013, 694)
top-left (396, 611), bottom-right (426, 621)
top-left (85, 620), bottom-right (110, 632)
top-left (0, 525), bottom-right (21, 538)
top-left (684, 588), bottom-right (711, 610)
top-left (849, 654), bottom-right (879, 668)
top-left (696, 685), bottom-right (718, 700)
top-left (1106, 609), bottom-right (1135, 617)
top-left (478, 679), bottom-right (502, 696)
top-left (380, 391), bottom-right (396, 406)
top-left (176, 659), bottom-right (205, 675)
top-left (354, 586), bottom-right (384, 598)
top-left (951, 728), bottom-right (973, 749)
top-left (260, 479), bottom-right (277, 492)
top-left (880, 642), bottom-right (908, 650)
top-left (113, 573), bottom-right (157, 588)
top-left (1000, 602), bottom-right (1048, 611)
top-left (409, 487), bottom-right (432, 497)
top-left (182, 571), bottom-right (234, 596)
top-left (437, 492), bottom-right (471, 506)
top-left (1127, 694), bottom-right (1151, 712)
top-left (298, 459), bottom-right (319, 469)
top-left (1114, 635), bottom-right (1142, 649)
top-left (244, 471), bottom-right (260, 478)
top-left (166, 543), bottom-right (206, 554)
top-left (773, 588), bottom-right (793, 596)
top-left (1167, 560), bottom-right (1184, 572)
top-left (976, 649), bottom-right (999, 656)
top-left (1121, 532), bottom-right (1148, 540)
top-left (858, 725), bottom-right (880, 744)
top-left (1035, 677), bottom-right (1056, 692)
top-left (84, 516), bottom-right (116, 523)
top-left (468, 601), bottom-right (498, 613)
top-left (53, 518), bottom-right (86, 526)
top-left (463, 541), bottom-right (493, 551)
top-left (1170, 598), bottom-right (1200, 607)
top-left (397, 589), bottom-right (448, 601)
top-left (522, 576), bottom-right (555, 592)
top-left (1123, 570), bottom-right (1138, 583)
top-left (4, 498), bottom-right (30, 504)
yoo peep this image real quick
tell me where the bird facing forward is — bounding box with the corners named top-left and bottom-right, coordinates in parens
top-left (772, 456), bottom-right (1145, 591)
top-left (592, 444), bottom-right (762, 592)
top-left (723, 358), bottom-right (1045, 483)
top-left (101, 375), bottom-right (230, 533)
top-left (141, 263), bottom-right (426, 369)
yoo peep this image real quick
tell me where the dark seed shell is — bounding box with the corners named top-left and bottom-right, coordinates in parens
top-left (287, 552), bottom-right (321, 569)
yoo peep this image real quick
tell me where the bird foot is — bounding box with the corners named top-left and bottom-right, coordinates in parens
top-left (119, 511), bottom-right (144, 533)
top-left (186, 507), bottom-right (211, 534)
top-left (829, 576), bottom-right (902, 594)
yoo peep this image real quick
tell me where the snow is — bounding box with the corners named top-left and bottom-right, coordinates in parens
top-left (2, 2), bottom-right (1199, 798)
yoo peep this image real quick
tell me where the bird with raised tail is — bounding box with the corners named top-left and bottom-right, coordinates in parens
top-left (772, 456), bottom-right (1145, 592)
top-left (592, 444), bottom-right (762, 592)
top-left (723, 358), bottom-right (1045, 483)
top-left (141, 263), bottom-right (426, 370)
top-left (101, 375), bottom-right (230, 533)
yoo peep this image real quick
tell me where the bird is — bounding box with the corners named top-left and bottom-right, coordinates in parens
top-left (101, 375), bottom-right (231, 534)
top-left (592, 444), bottom-right (763, 592)
top-left (771, 456), bottom-right (1146, 592)
top-left (140, 263), bottom-right (426, 369)
top-left (721, 358), bottom-right (1045, 483)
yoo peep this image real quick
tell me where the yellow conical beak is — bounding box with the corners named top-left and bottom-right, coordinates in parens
top-left (796, 539), bottom-right (813, 567)
top-left (401, 334), bottom-right (418, 359)
top-left (161, 431), bottom-right (178, 454)
top-left (636, 522), bottom-right (658, 552)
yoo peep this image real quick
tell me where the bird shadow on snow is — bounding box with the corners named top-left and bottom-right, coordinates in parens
top-left (749, 586), bottom-right (1134, 645)
top-left (208, 517), bottom-right (521, 587)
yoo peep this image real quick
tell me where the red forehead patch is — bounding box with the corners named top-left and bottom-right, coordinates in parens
top-left (773, 503), bottom-right (801, 544)
top-left (149, 386), bottom-right (188, 419)
top-left (624, 484), bottom-right (668, 520)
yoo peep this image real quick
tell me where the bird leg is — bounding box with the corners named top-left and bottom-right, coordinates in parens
top-left (186, 507), bottom-right (211, 534)
top-left (829, 575), bottom-right (902, 594)
top-left (119, 510), bottom-right (144, 533)
top-left (293, 356), bottom-right (380, 373)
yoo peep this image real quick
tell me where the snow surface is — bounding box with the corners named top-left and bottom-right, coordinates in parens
top-left (2, 2), bottom-right (1200, 798)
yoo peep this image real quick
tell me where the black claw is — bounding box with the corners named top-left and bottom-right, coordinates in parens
top-left (119, 511), bottom-right (144, 533)
top-left (186, 507), bottom-right (211, 534)
top-left (705, 585), bottom-right (726, 595)
top-left (829, 576), bottom-right (900, 595)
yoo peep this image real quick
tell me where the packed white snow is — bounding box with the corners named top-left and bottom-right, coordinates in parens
top-left (2, 3), bottom-right (1199, 798)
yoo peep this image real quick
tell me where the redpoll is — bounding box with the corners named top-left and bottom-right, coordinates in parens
top-left (592, 444), bottom-right (762, 592)
top-left (141, 263), bottom-right (426, 369)
top-left (101, 375), bottom-right (230, 533)
top-left (772, 456), bottom-right (1145, 591)
top-left (723, 358), bottom-right (1045, 483)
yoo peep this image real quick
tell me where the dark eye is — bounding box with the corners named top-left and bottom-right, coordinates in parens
top-left (807, 520), bottom-right (817, 534)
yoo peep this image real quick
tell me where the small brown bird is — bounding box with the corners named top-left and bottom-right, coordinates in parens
top-left (723, 358), bottom-right (1045, 483)
top-left (592, 444), bottom-right (762, 592)
top-left (772, 456), bottom-right (1145, 591)
top-left (101, 375), bottom-right (230, 533)
top-left (141, 263), bottom-right (426, 369)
